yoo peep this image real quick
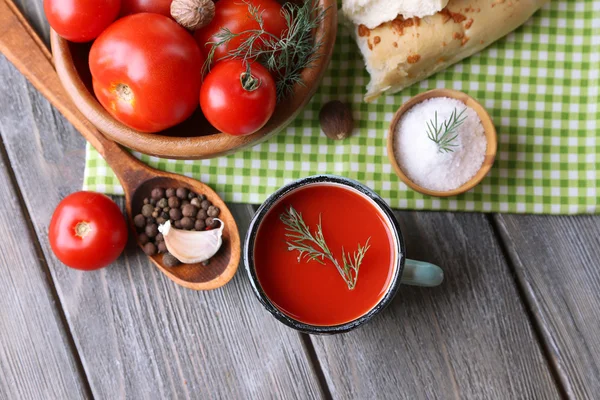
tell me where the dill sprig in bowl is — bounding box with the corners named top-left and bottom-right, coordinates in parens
top-left (50, 0), bottom-right (337, 159)
top-left (204, 0), bottom-right (329, 101)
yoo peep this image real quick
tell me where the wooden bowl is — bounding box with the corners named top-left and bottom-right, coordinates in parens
top-left (50, 1), bottom-right (337, 160)
top-left (387, 89), bottom-right (497, 197)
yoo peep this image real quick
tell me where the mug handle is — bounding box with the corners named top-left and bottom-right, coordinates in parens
top-left (401, 259), bottom-right (444, 287)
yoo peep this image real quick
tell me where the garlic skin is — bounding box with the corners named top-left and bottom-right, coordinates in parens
top-left (158, 219), bottom-right (224, 264)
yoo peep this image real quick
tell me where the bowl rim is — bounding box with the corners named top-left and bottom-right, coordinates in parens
top-left (386, 88), bottom-right (497, 197)
top-left (243, 174), bottom-right (406, 334)
top-left (50, 0), bottom-right (338, 160)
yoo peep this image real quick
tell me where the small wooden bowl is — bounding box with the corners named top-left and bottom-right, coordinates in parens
top-left (387, 89), bottom-right (497, 197)
top-left (50, 1), bottom-right (337, 160)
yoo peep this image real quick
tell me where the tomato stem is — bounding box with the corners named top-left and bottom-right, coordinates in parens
top-left (74, 221), bottom-right (92, 239)
top-left (239, 64), bottom-right (261, 92)
top-left (115, 83), bottom-right (133, 102)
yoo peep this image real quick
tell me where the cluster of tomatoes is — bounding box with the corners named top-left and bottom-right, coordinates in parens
top-left (44, 0), bottom-right (287, 136)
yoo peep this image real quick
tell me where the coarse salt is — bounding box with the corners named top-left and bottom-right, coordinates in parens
top-left (393, 97), bottom-right (487, 191)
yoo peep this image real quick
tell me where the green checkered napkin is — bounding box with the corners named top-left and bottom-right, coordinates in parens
top-left (84, 0), bottom-right (600, 214)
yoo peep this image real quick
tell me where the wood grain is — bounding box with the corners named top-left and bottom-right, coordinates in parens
top-left (0, 54), bottom-right (323, 399)
top-left (310, 212), bottom-right (560, 399)
top-left (0, 141), bottom-right (87, 398)
top-left (495, 214), bottom-right (600, 399)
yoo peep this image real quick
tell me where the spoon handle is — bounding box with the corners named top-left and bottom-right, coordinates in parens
top-left (0, 0), bottom-right (153, 190)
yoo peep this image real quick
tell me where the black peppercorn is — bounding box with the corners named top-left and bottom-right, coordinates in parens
top-left (163, 253), bottom-right (180, 267)
top-left (182, 204), bottom-right (198, 218)
top-left (151, 187), bottom-right (165, 200)
top-left (168, 196), bottom-right (180, 208)
top-left (134, 214), bottom-right (146, 229)
top-left (150, 198), bottom-right (157, 206)
top-left (157, 242), bottom-right (168, 253)
top-left (146, 217), bottom-right (156, 225)
top-left (207, 205), bottom-right (220, 217)
top-left (143, 242), bottom-right (157, 256)
top-left (157, 198), bottom-right (168, 209)
top-left (160, 212), bottom-right (169, 220)
top-left (163, 207), bottom-right (170, 213)
top-left (138, 232), bottom-right (149, 245)
top-left (145, 224), bottom-right (158, 238)
top-left (195, 219), bottom-right (206, 231)
top-left (188, 192), bottom-right (195, 200)
top-left (176, 187), bottom-right (189, 199)
top-left (169, 208), bottom-right (182, 221)
top-left (202, 259), bottom-right (210, 266)
top-left (198, 194), bottom-right (207, 201)
top-left (156, 233), bottom-right (164, 242)
top-left (197, 209), bottom-right (208, 219)
top-left (141, 204), bottom-right (154, 217)
top-left (205, 217), bottom-right (217, 228)
top-left (174, 220), bottom-right (183, 229)
top-left (190, 197), bottom-right (201, 208)
top-left (165, 188), bottom-right (176, 198)
top-left (200, 199), bottom-right (210, 210)
top-left (151, 210), bottom-right (159, 218)
top-left (180, 216), bottom-right (194, 230)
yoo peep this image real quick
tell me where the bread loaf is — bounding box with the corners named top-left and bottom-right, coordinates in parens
top-left (351, 0), bottom-right (548, 102)
top-left (343, 0), bottom-right (449, 29)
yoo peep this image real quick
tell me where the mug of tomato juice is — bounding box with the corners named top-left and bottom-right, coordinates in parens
top-left (244, 175), bottom-right (443, 334)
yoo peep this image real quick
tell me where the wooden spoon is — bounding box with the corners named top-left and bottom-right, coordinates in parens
top-left (0, 0), bottom-right (241, 290)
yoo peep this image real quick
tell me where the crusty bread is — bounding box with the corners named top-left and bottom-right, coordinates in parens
top-left (351, 0), bottom-right (548, 102)
top-left (343, 0), bottom-right (449, 29)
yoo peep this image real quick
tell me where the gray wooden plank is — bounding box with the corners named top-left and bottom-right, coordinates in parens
top-left (310, 212), bottom-right (561, 399)
top-left (12, 0), bottom-right (49, 45)
top-left (495, 214), bottom-right (600, 399)
top-left (0, 142), bottom-right (88, 398)
top-left (0, 52), bottom-right (323, 399)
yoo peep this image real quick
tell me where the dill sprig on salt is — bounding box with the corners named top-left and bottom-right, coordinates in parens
top-left (426, 107), bottom-right (467, 153)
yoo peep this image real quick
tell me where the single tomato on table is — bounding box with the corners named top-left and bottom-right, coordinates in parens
top-left (194, 0), bottom-right (287, 64)
top-left (119, 0), bottom-right (172, 17)
top-left (89, 13), bottom-right (204, 133)
top-left (49, 192), bottom-right (128, 271)
top-left (200, 60), bottom-right (276, 136)
top-left (44, 0), bottom-right (121, 42)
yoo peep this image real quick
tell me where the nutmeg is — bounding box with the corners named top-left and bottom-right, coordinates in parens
top-left (171, 0), bottom-right (215, 31)
top-left (319, 101), bottom-right (354, 140)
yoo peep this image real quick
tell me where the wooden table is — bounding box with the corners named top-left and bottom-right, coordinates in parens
top-left (1, 2), bottom-right (599, 399)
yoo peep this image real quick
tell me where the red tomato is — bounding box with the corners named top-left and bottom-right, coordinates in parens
top-left (194, 0), bottom-right (287, 64)
top-left (89, 13), bottom-right (204, 133)
top-left (120, 0), bottom-right (172, 17)
top-left (49, 192), bottom-right (128, 271)
top-left (200, 60), bottom-right (276, 136)
top-left (44, 0), bottom-right (121, 42)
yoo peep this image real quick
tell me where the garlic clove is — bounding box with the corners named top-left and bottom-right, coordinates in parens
top-left (158, 219), bottom-right (224, 264)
